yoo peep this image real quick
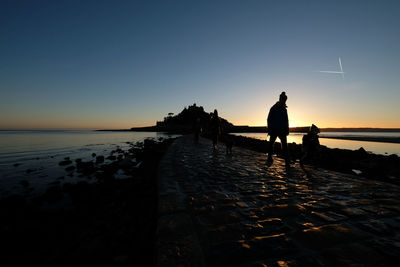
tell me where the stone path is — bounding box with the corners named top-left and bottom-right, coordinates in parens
top-left (157, 135), bottom-right (400, 266)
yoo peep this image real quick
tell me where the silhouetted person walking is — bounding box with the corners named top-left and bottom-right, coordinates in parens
top-left (210, 109), bottom-right (221, 151)
top-left (267, 92), bottom-right (290, 166)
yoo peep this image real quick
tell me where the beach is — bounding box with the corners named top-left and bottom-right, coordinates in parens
top-left (1, 132), bottom-right (399, 266)
top-left (158, 135), bottom-right (400, 266)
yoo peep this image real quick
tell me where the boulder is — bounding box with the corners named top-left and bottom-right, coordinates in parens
top-left (96, 155), bottom-right (105, 164)
top-left (59, 160), bottom-right (72, 166)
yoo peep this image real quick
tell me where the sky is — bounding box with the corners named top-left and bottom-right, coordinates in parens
top-left (1, 0), bottom-right (399, 129)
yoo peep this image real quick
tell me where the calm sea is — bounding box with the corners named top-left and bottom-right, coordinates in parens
top-left (0, 131), bottom-right (177, 197)
top-left (1, 130), bottom-right (399, 198)
top-left (233, 132), bottom-right (400, 156)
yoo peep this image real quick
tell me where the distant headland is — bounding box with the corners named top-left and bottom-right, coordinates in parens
top-left (97, 103), bottom-right (400, 135)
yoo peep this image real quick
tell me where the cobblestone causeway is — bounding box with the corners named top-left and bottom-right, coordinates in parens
top-left (157, 135), bottom-right (400, 266)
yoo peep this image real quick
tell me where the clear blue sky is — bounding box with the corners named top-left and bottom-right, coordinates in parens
top-left (1, 0), bottom-right (399, 129)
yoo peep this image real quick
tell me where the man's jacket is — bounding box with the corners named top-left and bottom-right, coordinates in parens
top-left (267, 102), bottom-right (289, 136)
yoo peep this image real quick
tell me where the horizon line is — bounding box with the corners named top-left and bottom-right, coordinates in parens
top-left (3, 126), bottom-right (400, 131)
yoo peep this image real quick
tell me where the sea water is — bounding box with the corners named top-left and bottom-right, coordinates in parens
top-left (0, 131), bottom-right (177, 197)
top-left (1, 130), bottom-right (399, 198)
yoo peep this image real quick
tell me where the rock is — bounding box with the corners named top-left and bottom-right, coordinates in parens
top-left (76, 161), bottom-right (95, 175)
top-left (96, 155), bottom-right (105, 164)
top-left (75, 158), bottom-right (82, 163)
top-left (96, 162), bottom-right (119, 180)
top-left (48, 180), bottom-right (61, 186)
top-left (114, 254), bottom-right (129, 264)
top-left (43, 186), bottom-right (64, 202)
top-left (13, 163), bottom-right (21, 167)
top-left (107, 155), bottom-right (116, 161)
top-left (25, 168), bottom-right (37, 174)
top-left (59, 160), bottom-right (72, 166)
top-left (118, 158), bottom-right (134, 169)
top-left (20, 180), bottom-right (29, 187)
top-left (65, 166), bottom-right (76, 172)
top-left (92, 153), bottom-right (96, 157)
top-left (64, 157), bottom-right (70, 160)
top-left (357, 147), bottom-right (368, 156)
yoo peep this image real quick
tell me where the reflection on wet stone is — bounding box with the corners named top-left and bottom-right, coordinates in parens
top-left (158, 136), bottom-right (400, 266)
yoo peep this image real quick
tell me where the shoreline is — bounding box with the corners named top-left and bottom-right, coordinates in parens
top-left (97, 129), bottom-right (400, 144)
top-left (235, 133), bottom-right (400, 145)
top-left (222, 133), bottom-right (400, 185)
top-left (319, 135), bottom-right (400, 144)
top-left (0, 138), bottom-right (175, 266)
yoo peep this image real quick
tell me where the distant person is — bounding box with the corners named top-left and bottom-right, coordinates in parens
top-left (193, 118), bottom-right (202, 143)
top-left (267, 92), bottom-right (290, 166)
top-left (300, 124), bottom-right (320, 166)
top-left (222, 133), bottom-right (234, 155)
top-left (209, 109), bottom-right (221, 151)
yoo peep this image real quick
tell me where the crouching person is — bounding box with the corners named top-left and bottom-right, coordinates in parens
top-left (300, 124), bottom-right (320, 166)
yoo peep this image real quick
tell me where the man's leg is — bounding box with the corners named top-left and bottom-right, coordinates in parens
top-left (267, 134), bottom-right (277, 163)
top-left (279, 135), bottom-right (290, 165)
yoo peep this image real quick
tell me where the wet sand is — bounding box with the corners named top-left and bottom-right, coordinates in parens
top-left (2, 135), bottom-right (399, 266)
top-left (158, 135), bottom-right (400, 266)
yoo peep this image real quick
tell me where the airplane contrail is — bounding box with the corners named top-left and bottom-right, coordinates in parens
top-left (339, 57), bottom-right (344, 80)
top-left (318, 57), bottom-right (345, 80)
top-left (319, 71), bottom-right (344, 73)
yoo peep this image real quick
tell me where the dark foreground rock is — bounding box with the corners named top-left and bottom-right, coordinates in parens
top-left (223, 134), bottom-right (400, 185)
top-left (0, 138), bottom-right (175, 267)
top-left (58, 159), bottom-right (72, 166)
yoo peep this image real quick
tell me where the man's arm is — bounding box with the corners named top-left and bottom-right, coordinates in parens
top-left (285, 109), bottom-right (289, 135)
top-left (267, 107), bottom-right (273, 127)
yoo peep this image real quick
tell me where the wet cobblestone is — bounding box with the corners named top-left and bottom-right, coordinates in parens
top-left (157, 135), bottom-right (400, 266)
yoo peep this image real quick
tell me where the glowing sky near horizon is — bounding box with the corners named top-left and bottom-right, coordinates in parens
top-left (1, 0), bottom-right (399, 129)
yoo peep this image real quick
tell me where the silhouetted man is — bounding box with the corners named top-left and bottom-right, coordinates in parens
top-left (193, 118), bottom-right (201, 143)
top-left (267, 92), bottom-right (289, 166)
top-left (210, 109), bottom-right (221, 151)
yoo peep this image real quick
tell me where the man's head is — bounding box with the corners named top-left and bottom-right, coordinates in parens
top-left (279, 92), bottom-right (287, 104)
top-left (213, 109), bottom-right (218, 117)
